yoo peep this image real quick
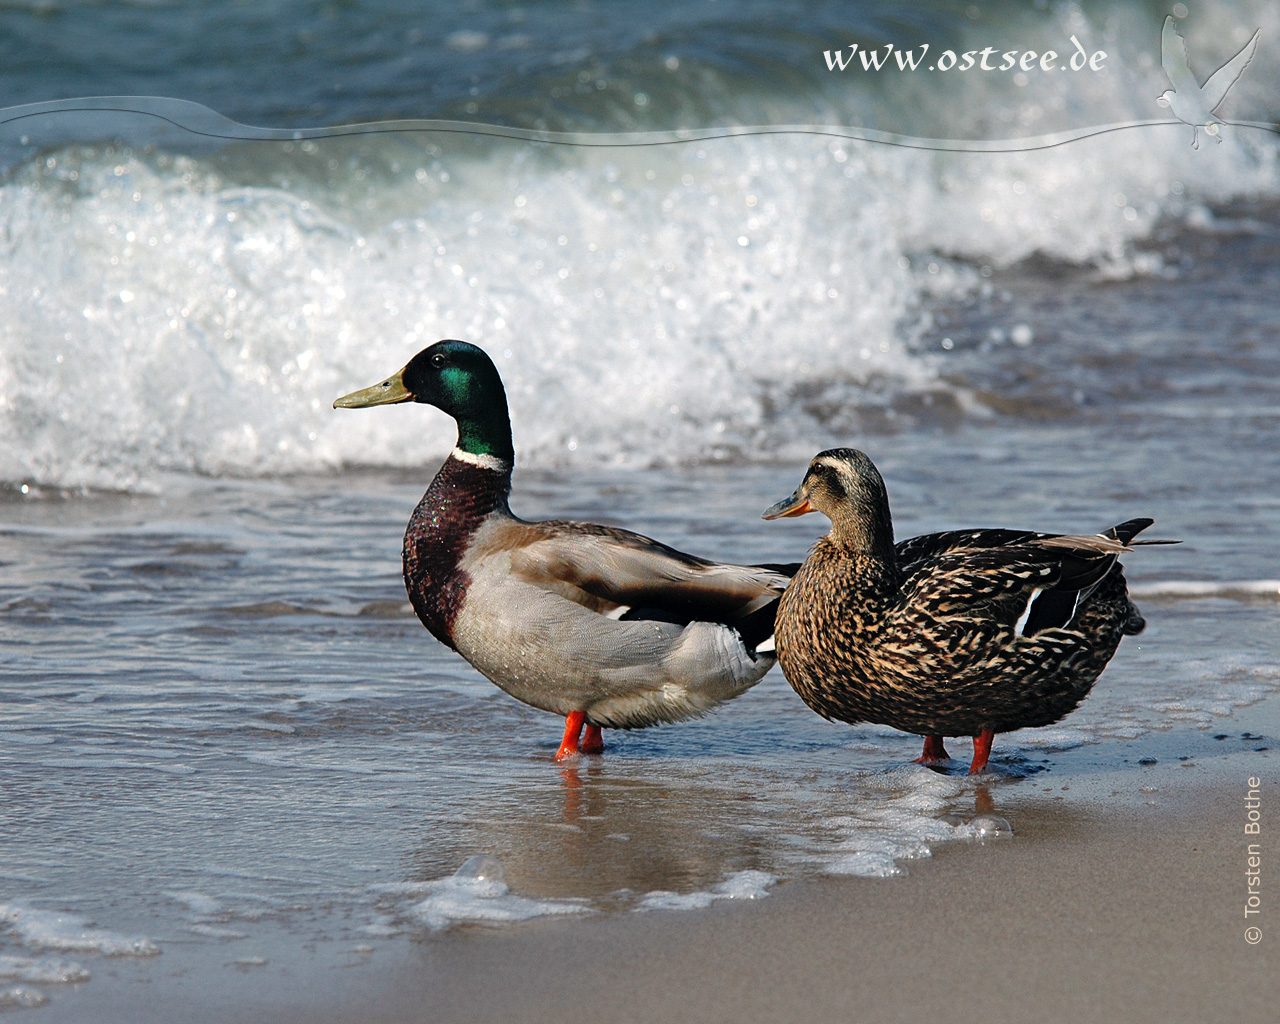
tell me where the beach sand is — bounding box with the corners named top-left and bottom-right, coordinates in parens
top-left (335, 773), bottom-right (1276, 1024)
top-left (4, 4), bottom-right (1279, 1022)
top-left (345, 772), bottom-right (1275, 1024)
top-left (50, 749), bottom-right (1274, 1024)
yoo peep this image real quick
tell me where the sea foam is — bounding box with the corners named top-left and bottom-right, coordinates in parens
top-left (795, 767), bottom-right (1001, 877)
top-left (636, 870), bottom-right (777, 911)
top-left (0, 986), bottom-right (47, 1010)
top-left (2, 13), bottom-right (1278, 492)
top-left (401, 856), bottom-right (591, 930)
top-left (0, 955), bottom-right (90, 984)
top-left (0, 906), bottom-right (160, 957)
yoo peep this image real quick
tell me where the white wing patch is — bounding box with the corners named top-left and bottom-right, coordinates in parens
top-left (1016, 588), bottom-right (1084, 635)
top-left (1014, 589), bottom-right (1042, 636)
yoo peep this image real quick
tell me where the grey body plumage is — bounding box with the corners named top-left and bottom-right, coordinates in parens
top-left (336, 340), bottom-right (791, 757)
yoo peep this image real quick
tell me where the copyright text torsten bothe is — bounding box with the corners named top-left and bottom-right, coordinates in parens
top-left (1245, 776), bottom-right (1263, 944)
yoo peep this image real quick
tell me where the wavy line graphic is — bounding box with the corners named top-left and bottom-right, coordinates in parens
top-left (2, 96), bottom-right (1277, 154)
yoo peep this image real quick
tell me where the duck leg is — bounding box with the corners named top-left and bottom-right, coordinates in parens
top-left (555, 711), bottom-right (586, 761)
top-left (968, 729), bottom-right (996, 775)
top-left (580, 723), bottom-right (605, 755)
top-left (914, 735), bottom-right (950, 764)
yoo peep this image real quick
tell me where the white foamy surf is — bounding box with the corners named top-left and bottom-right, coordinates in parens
top-left (1129, 579), bottom-right (1280, 600)
top-left (778, 766), bottom-right (1011, 878)
top-left (2, 2), bottom-right (1278, 492)
top-left (0, 985), bottom-right (46, 1010)
top-left (0, 906), bottom-right (159, 958)
top-left (387, 856), bottom-right (592, 931)
top-left (636, 870), bottom-right (777, 911)
top-left (0, 956), bottom-right (89, 984)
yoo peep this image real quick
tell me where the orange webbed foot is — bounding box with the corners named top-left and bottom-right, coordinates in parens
top-left (968, 729), bottom-right (995, 775)
top-left (580, 724), bottom-right (604, 755)
top-left (554, 711), bottom-right (586, 762)
top-left (913, 735), bottom-right (950, 765)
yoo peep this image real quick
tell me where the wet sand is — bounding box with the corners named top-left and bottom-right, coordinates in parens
top-left (53, 751), bottom-right (1273, 1024)
top-left (335, 778), bottom-right (1274, 1024)
top-left (346, 769), bottom-right (1276, 1024)
top-left (9, 466), bottom-right (1277, 1024)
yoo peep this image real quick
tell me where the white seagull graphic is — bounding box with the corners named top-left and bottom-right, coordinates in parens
top-left (1158, 16), bottom-right (1259, 148)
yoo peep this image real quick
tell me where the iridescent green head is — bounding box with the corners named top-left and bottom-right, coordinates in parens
top-left (333, 340), bottom-right (515, 462)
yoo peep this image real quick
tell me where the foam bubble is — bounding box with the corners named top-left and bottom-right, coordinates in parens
top-left (0, 956), bottom-right (90, 984)
top-left (449, 855), bottom-right (506, 895)
top-left (970, 815), bottom-right (1014, 839)
top-left (188, 924), bottom-right (247, 939)
top-left (1150, 678), bottom-right (1277, 724)
top-left (636, 870), bottom-right (777, 911)
top-left (404, 856), bottom-right (591, 931)
top-left (794, 767), bottom-right (986, 877)
top-left (0, 985), bottom-right (47, 1010)
top-left (827, 851), bottom-right (905, 878)
top-left (163, 892), bottom-right (222, 916)
top-left (0, 906), bottom-right (160, 957)
top-left (1010, 727), bottom-right (1091, 750)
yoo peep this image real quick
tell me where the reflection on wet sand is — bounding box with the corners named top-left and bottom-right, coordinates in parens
top-left (409, 760), bottom-right (774, 901)
top-left (401, 746), bottom-right (1031, 907)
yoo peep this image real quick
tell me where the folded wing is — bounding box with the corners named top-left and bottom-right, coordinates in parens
top-left (508, 521), bottom-right (790, 639)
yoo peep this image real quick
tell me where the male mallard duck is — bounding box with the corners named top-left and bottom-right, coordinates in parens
top-left (334, 340), bottom-right (790, 760)
top-left (763, 448), bottom-right (1173, 774)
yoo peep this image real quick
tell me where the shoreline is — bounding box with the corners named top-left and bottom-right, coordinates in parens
top-left (329, 760), bottom-right (1278, 1024)
top-left (34, 741), bottom-right (1275, 1024)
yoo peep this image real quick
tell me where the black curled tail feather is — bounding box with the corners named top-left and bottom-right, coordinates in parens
top-left (1105, 519), bottom-right (1162, 635)
top-left (1106, 518), bottom-right (1179, 547)
top-left (734, 597), bottom-right (782, 653)
top-left (1123, 598), bottom-right (1146, 636)
top-left (1106, 518), bottom-right (1154, 544)
top-left (618, 594), bottom-right (782, 655)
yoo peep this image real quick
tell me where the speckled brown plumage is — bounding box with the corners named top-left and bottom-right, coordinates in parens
top-left (765, 448), bottom-right (1169, 768)
top-left (776, 535), bottom-right (1140, 736)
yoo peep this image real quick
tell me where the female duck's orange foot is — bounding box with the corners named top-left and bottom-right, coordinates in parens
top-left (555, 711), bottom-right (586, 762)
top-left (580, 724), bottom-right (604, 755)
top-left (968, 728), bottom-right (996, 775)
top-left (914, 735), bottom-right (950, 764)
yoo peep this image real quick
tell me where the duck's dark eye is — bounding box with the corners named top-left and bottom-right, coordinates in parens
top-left (430, 353), bottom-right (446, 368)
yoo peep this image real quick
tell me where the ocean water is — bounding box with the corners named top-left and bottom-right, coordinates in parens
top-left (2, 0), bottom-right (1279, 1017)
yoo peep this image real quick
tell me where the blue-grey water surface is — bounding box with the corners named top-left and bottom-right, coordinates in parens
top-left (1, 0), bottom-right (1278, 1016)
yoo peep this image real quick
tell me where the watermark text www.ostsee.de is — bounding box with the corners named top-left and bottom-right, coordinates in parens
top-left (1245, 776), bottom-right (1262, 943)
top-left (824, 35), bottom-right (1106, 74)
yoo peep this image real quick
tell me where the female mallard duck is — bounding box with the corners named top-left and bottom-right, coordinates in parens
top-left (334, 340), bottom-right (790, 760)
top-left (763, 448), bottom-right (1172, 774)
